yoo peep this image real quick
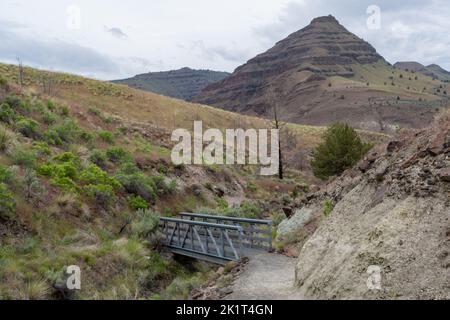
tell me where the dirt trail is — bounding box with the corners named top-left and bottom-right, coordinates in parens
top-left (225, 253), bottom-right (303, 300)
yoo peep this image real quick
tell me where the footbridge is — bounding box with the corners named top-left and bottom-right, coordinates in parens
top-left (159, 213), bottom-right (273, 265)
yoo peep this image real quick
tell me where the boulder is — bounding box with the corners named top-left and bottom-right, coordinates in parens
top-left (437, 167), bottom-right (450, 182)
top-left (276, 206), bottom-right (320, 246)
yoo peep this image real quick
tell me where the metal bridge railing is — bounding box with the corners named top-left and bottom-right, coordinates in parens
top-left (159, 217), bottom-right (244, 262)
top-left (177, 213), bottom-right (273, 251)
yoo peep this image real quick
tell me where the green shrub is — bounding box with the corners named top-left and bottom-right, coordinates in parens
top-left (228, 201), bottom-right (261, 219)
top-left (167, 180), bottom-right (177, 194)
top-left (51, 176), bottom-right (78, 193)
top-left (271, 212), bottom-right (285, 226)
top-left (44, 119), bottom-right (81, 145)
top-left (98, 130), bottom-right (114, 144)
top-left (4, 95), bottom-right (22, 109)
top-left (0, 183), bottom-right (15, 220)
top-left (23, 168), bottom-right (43, 201)
top-left (80, 131), bottom-right (95, 143)
top-left (32, 101), bottom-right (46, 114)
top-left (106, 147), bottom-right (130, 163)
top-left (158, 163), bottom-right (168, 174)
top-left (0, 103), bottom-right (16, 124)
top-left (37, 154), bottom-right (80, 192)
top-left (207, 200), bottom-right (262, 219)
top-left (128, 195), bottom-right (149, 210)
top-left (323, 199), bottom-right (333, 217)
top-left (89, 150), bottom-right (108, 168)
top-left (16, 118), bottom-right (40, 139)
top-left (43, 128), bottom-right (63, 146)
top-left (60, 106), bottom-right (69, 117)
top-left (0, 77), bottom-right (7, 88)
top-left (152, 175), bottom-right (172, 195)
top-left (0, 165), bottom-right (14, 184)
top-left (0, 126), bottom-right (13, 152)
top-left (311, 123), bottom-right (373, 180)
top-left (53, 152), bottom-right (80, 164)
top-left (40, 162), bottom-right (77, 179)
top-left (118, 162), bottom-right (139, 175)
top-left (116, 172), bottom-right (157, 204)
top-left (42, 112), bottom-right (57, 125)
top-left (79, 164), bottom-right (120, 189)
top-left (32, 141), bottom-right (52, 157)
top-left (47, 100), bottom-right (56, 111)
top-left (216, 197), bottom-right (228, 210)
top-left (85, 184), bottom-right (114, 208)
top-left (247, 182), bottom-right (257, 193)
top-left (131, 209), bottom-right (159, 239)
top-left (12, 147), bottom-right (37, 168)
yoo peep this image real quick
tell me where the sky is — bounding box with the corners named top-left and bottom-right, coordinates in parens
top-left (0, 0), bottom-right (449, 80)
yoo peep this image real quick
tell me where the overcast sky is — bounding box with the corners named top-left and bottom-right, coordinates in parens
top-left (1, 0), bottom-right (449, 80)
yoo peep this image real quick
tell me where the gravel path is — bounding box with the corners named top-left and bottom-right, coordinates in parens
top-left (225, 253), bottom-right (303, 300)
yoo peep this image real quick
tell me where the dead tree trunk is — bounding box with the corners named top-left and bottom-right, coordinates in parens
top-left (17, 57), bottom-right (24, 87)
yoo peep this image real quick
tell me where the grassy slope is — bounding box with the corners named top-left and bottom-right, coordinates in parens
top-left (0, 63), bottom-right (387, 149)
top-left (328, 60), bottom-right (450, 101)
top-left (0, 63), bottom-right (389, 300)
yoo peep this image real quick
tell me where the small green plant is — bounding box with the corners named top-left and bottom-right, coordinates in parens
top-left (158, 163), bottom-right (168, 174)
top-left (216, 197), bottom-right (228, 210)
top-left (98, 130), bottom-right (114, 144)
top-left (44, 119), bottom-right (81, 145)
top-left (0, 103), bottom-right (16, 124)
top-left (247, 182), bottom-right (257, 193)
top-left (47, 100), bottom-right (56, 111)
top-left (131, 209), bottom-right (159, 239)
top-left (106, 147), bottom-right (130, 163)
top-left (323, 199), bottom-right (333, 217)
top-left (60, 106), bottom-right (69, 116)
top-left (16, 118), bottom-right (40, 139)
top-left (12, 147), bottom-right (37, 168)
top-left (0, 126), bottom-right (13, 152)
top-left (271, 211), bottom-right (285, 226)
top-left (116, 172), bottom-right (157, 203)
top-left (128, 195), bottom-right (149, 210)
top-left (23, 168), bottom-right (43, 202)
top-left (0, 183), bottom-right (15, 220)
top-left (85, 184), bottom-right (115, 209)
top-left (32, 141), bottom-right (52, 157)
top-left (89, 149), bottom-right (108, 168)
top-left (0, 77), bottom-right (7, 88)
top-left (0, 165), bottom-right (14, 185)
top-left (80, 130), bottom-right (95, 143)
top-left (42, 112), bottom-right (57, 125)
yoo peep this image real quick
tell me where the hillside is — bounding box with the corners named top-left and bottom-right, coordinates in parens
top-left (0, 62), bottom-right (390, 299)
top-left (194, 16), bottom-right (450, 133)
top-left (112, 68), bottom-right (230, 101)
top-left (276, 111), bottom-right (449, 299)
top-left (395, 62), bottom-right (450, 82)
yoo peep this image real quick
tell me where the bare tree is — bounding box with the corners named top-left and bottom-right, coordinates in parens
top-left (266, 87), bottom-right (289, 180)
top-left (41, 72), bottom-right (54, 95)
top-left (17, 57), bottom-right (24, 87)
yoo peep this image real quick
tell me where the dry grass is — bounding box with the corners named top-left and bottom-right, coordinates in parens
top-left (0, 63), bottom-right (389, 155)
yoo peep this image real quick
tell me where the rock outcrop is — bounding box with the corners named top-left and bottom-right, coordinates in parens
top-left (285, 111), bottom-right (449, 299)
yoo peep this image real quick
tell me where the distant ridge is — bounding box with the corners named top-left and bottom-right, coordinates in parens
top-left (394, 61), bottom-right (450, 82)
top-left (112, 67), bottom-right (230, 101)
